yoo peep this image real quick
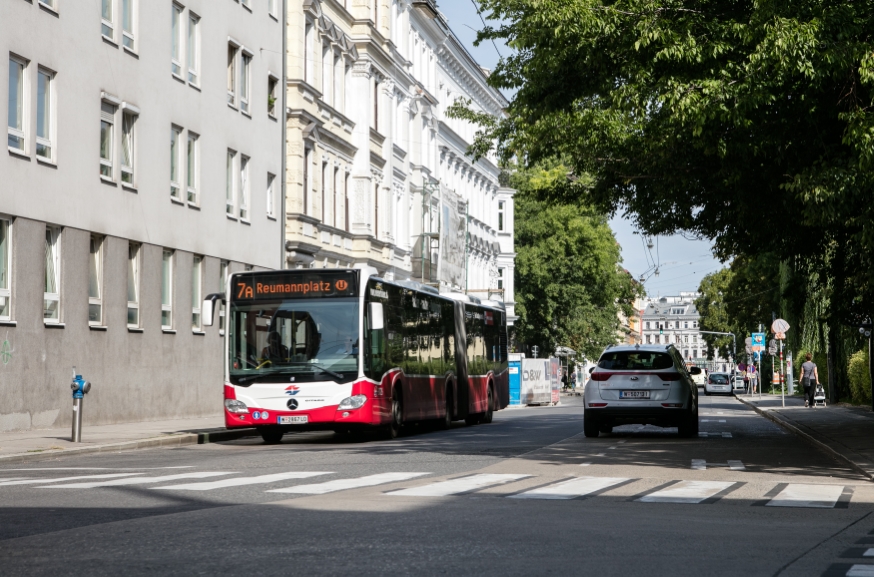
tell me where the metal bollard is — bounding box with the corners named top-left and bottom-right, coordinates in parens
top-left (69, 367), bottom-right (91, 442)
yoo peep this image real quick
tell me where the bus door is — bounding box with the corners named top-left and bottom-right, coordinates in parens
top-left (453, 300), bottom-right (470, 419)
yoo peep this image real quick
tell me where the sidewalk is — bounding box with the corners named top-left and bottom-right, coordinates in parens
top-left (736, 393), bottom-right (874, 481)
top-left (0, 416), bottom-right (257, 465)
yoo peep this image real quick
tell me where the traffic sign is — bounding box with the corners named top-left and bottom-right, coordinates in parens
top-left (751, 333), bottom-right (766, 352)
top-left (772, 319), bottom-right (790, 334)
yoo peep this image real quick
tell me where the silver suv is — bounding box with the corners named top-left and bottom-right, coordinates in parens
top-left (584, 344), bottom-right (700, 437)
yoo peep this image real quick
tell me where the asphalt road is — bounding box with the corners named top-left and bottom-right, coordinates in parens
top-left (1, 393), bottom-right (873, 577)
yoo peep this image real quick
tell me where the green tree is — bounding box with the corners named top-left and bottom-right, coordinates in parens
top-left (511, 161), bottom-right (641, 360)
top-left (451, 0), bottom-right (874, 350)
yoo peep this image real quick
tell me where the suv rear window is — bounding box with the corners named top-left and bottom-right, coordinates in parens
top-left (709, 374), bottom-right (729, 383)
top-left (597, 351), bottom-right (674, 371)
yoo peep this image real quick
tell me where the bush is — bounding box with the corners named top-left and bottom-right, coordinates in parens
top-left (848, 350), bottom-right (871, 405)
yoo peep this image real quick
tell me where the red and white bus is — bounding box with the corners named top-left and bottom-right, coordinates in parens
top-left (203, 268), bottom-right (510, 443)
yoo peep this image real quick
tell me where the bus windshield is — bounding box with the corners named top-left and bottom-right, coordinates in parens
top-left (228, 297), bottom-right (359, 385)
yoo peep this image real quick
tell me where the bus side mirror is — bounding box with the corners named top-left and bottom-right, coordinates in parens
top-left (368, 302), bottom-right (384, 331)
top-left (202, 293), bottom-right (224, 327)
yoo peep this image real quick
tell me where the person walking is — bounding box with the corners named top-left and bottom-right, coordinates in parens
top-left (800, 353), bottom-right (820, 408)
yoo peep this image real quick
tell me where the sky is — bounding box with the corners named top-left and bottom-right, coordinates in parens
top-left (437, 2), bottom-right (726, 297)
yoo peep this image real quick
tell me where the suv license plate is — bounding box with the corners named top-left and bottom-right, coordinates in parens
top-left (619, 391), bottom-right (650, 399)
top-left (278, 416), bottom-right (308, 425)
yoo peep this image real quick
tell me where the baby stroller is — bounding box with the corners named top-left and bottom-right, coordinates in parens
top-left (813, 384), bottom-right (827, 407)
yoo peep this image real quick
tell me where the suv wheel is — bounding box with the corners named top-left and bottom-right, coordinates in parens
top-left (583, 411), bottom-right (600, 438)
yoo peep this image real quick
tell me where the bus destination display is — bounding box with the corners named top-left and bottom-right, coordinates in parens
top-left (234, 271), bottom-right (358, 300)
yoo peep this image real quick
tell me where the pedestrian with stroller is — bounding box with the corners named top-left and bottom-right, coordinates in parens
top-left (800, 353), bottom-right (819, 408)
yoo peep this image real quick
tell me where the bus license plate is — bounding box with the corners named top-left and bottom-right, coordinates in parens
top-left (619, 391), bottom-right (650, 399)
top-left (279, 416), bottom-right (308, 425)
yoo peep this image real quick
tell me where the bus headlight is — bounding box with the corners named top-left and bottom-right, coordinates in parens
top-left (338, 395), bottom-right (367, 410)
top-left (224, 399), bottom-right (249, 414)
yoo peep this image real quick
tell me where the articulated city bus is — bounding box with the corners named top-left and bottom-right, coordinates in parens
top-left (203, 268), bottom-right (509, 443)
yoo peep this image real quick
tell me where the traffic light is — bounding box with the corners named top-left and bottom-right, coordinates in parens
top-left (659, 324), bottom-right (663, 335)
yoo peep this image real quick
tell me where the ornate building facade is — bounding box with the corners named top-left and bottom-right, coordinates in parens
top-left (285, 0), bottom-right (516, 323)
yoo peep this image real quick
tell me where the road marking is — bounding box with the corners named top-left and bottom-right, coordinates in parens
top-left (722, 432), bottom-right (733, 438)
top-left (4, 467), bottom-right (194, 471)
top-left (847, 566), bottom-right (874, 576)
top-left (578, 463), bottom-right (592, 467)
top-left (765, 484), bottom-right (846, 508)
top-left (728, 460), bottom-right (745, 471)
top-left (608, 446), bottom-right (618, 450)
top-left (39, 472), bottom-right (232, 489)
top-left (700, 420), bottom-right (727, 423)
top-left (697, 432), bottom-right (732, 438)
top-left (618, 440), bottom-right (627, 444)
top-left (387, 474), bottom-right (530, 497)
top-left (509, 477), bottom-right (630, 500)
top-left (595, 453), bottom-right (605, 457)
top-left (638, 481), bottom-right (736, 504)
top-left (153, 472), bottom-right (331, 491)
top-left (267, 473), bottom-right (430, 495)
top-left (863, 549), bottom-right (874, 557)
top-left (0, 473), bottom-right (141, 487)
top-left (692, 459), bottom-right (706, 470)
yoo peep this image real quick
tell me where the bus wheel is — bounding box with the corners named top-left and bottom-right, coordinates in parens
top-left (481, 387), bottom-right (494, 424)
top-left (439, 386), bottom-right (453, 430)
top-left (388, 389), bottom-right (403, 439)
top-left (258, 426), bottom-right (284, 444)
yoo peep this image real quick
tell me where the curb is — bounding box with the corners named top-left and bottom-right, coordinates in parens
top-left (735, 396), bottom-right (874, 482)
top-left (0, 427), bottom-right (259, 466)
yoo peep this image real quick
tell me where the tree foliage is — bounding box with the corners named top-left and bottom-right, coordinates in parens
top-left (452, 0), bottom-right (874, 318)
top-left (511, 161), bottom-right (641, 360)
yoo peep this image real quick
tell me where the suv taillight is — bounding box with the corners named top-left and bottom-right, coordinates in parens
top-left (590, 372), bottom-right (612, 381)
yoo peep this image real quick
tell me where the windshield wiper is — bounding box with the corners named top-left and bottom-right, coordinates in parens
top-left (288, 362), bottom-right (344, 380)
top-left (236, 374), bottom-right (275, 385)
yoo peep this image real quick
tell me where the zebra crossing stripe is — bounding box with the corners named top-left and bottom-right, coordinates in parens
top-left (267, 473), bottom-right (430, 494)
top-left (387, 474), bottom-right (530, 497)
top-left (765, 484), bottom-right (845, 508)
top-left (847, 565), bottom-right (874, 576)
top-left (38, 472), bottom-right (233, 489)
top-left (0, 473), bottom-right (141, 487)
top-left (509, 477), bottom-right (630, 500)
top-left (153, 472), bottom-right (331, 491)
top-left (637, 481), bottom-right (736, 504)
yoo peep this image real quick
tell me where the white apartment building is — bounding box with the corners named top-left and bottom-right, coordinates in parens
top-left (640, 293), bottom-right (731, 368)
top-left (1, 0), bottom-right (284, 431)
top-left (285, 0), bottom-right (516, 323)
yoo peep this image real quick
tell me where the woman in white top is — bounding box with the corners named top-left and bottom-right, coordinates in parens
top-left (800, 352), bottom-right (819, 407)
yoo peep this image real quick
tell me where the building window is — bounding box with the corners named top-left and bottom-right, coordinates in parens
top-left (646, 335), bottom-right (651, 344)
top-left (322, 42), bottom-right (331, 107)
top-left (497, 267), bottom-right (504, 290)
top-left (344, 173), bottom-right (350, 233)
top-left (0, 219), bottom-right (11, 320)
top-left (241, 0), bottom-right (250, 9)
top-left (187, 14), bottom-right (200, 85)
top-left (161, 249), bottom-right (173, 329)
top-left (266, 172), bottom-right (276, 217)
top-left (8, 56), bottom-right (27, 152)
top-left (101, 0), bottom-right (114, 40)
top-left (39, 0), bottom-right (55, 10)
top-left (35, 68), bottom-right (53, 161)
top-left (304, 20), bottom-right (314, 85)
top-left (372, 79), bottom-right (379, 132)
top-left (170, 125), bottom-right (182, 199)
top-left (498, 201), bottom-right (505, 231)
top-left (186, 131), bottom-right (198, 203)
top-left (100, 102), bottom-right (116, 178)
top-left (44, 226), bottom-right (60, 322)
top-left (239, 154), bottom-right (250, 220)
top-left (127, 242), bottom-right (139, 327)
top-left (219, 260), bottom-right (228, 333)
top-left (333, 166), bottom-right (339, 227)
top-left (171, 3), bottom-right (183, 76)
top-left (120, 109), bottom-right (136, 185)
top-left (240, 53), bottom-right (251, 114)
top-left (122, 0), bottom-right (135, 49)
top-left (88, 235), bottom-right (103, 325)
top-left (684, 322), bottom-right (689, 329)
top-left (303, 147), bottom-right (311, 216)
top-left (693, 349), bottom-right (698, 358)
top-left (227, 43), bottom-right (238, 106)
top-left (267, 75), bottom-right (278, 117)
top-left (321, 161), bottom-right (327, 223)
top-left (191, 255), bottom-right (202, 331)
top-left (646, 321), bottom-right (650, 329)
top-left (226, 149), bottom-right (236, 216)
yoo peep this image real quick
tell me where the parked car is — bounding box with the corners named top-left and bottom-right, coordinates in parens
top-left (584, 344), bottom-right (700, 438)
top-left (704, 372), bottom-right (732, 396)
top-left (732, 376), bottom-right (745, 391)
top-left (691, 367), bottom-right (708, 387)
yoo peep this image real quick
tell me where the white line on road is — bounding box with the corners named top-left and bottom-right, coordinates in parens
top-left (766, 484), bottom-right (845, 508)
top-left (578, 463), bottom-right (592, 467)
top-left (700, 420), bottom-right (727, 423)
top-left (0, 473), bottom-right (141, 487)
top-left (618, 440), bottom-right (627, 444)
top-left (4, 467), bottom-right (195, 471)
top-left (595, 453), bottom-right (605, 457)
top-left (152, 472), bottom-right (331, 491)
top-left (863, 549), bottom-right (874, 557)
top-left (692, 460), bottom-right (706, 470)
top-left (608, 446), bottom-right (618, 450)
top-left (39, 472), bottom-right (233, 489)
top-left (638, 481), bottom-right (735, 504)
top-left (387, 474), bottom-right (530, 497)
top-left (722, 432), bottom-right (733, 438)
top-left (727, 460), bottom-right (746, 471)
top-left (847, 565), bottom-right (874, 577)
top-left (510, 477), bottom-right (629, 500)
top-left (267, 473), bottom-right (430, 495)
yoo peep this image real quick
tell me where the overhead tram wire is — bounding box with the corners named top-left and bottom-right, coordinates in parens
top-left (467, 0), bottom-right (503, 59)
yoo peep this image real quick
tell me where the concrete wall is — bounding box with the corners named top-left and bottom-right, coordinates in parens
top-left (0, 0), bottom-right (283, 430)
